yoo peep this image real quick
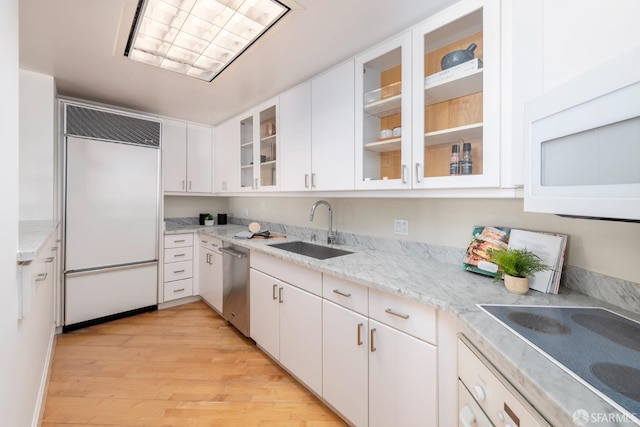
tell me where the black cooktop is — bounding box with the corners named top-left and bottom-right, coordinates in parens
top-left (479, 305), bottom-right (640, 424)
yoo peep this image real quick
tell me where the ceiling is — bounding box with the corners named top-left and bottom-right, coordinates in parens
top-left (19, 0), bottom-right (456, 126)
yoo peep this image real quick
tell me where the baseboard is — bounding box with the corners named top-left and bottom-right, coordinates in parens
top-left (157, 295), bottom-right (201, 310)
top-left (32, 323), bottom-right (57, 427)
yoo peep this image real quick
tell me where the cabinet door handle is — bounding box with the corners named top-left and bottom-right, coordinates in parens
top-left (173, 269), bottom-right (185, 274)
top-left (173, 288), bottom-right (185, 293)
top-left (401, 164), bottom-right (407, 184)
top-left (415, 163), bottom-right (422, 184)
top-left (370, 328), bottom-right (376, 352)
top-left (385, 308), bottom-right (410, 320)
top-left (201, 240), bottom-right (208, 243)
top-left (182, 180), bottom-right (185, 190)
top-left (357, 323), bottom-right (363, 346)
top-left (45, 257), bottom-right (54, 263)
top-left (278, 287), bottom-right (284, 303)
top-left (188, 181), bottom-right (192, 190)
top-left (304, 174), bottom-right (310, 188)
top-left (35, 272), bottom-right (48, 281)
top-left (311, 173), bottom-right (317, 188)
top-left (255, 178), bottom-right (259, 190)
top-left (272, 284), bottom-right (278, 300)
top-left (332, 289), bottom-right (351, 298)
top-left (205, 253), bottom-right (210, 264)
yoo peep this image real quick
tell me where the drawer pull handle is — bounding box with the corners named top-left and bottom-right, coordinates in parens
top-left (174, 253), bottom-right (186, 257)
top-left (272, 284), bottom-right (278, 300)
top-left (174, 239), bottom-right (186, 243)
top-left (173, 288), bottom-right (185, 293)
top-left (211, 243), bottom-right (218, 247)
top-left (385, 308), bottom-right (410, 320)
top-left (173, 269), bottom-right (185, 274)
top-left (36, 273), bottom-right (48, 281)
top-left (332, 289), bottom-right (351, 298)
top-left (51, 247), bottom-right (58, 251)
top-left (45, 257), bottom-right (54, 263)
top-left (357, 323), bottom-right (363, 346)
top-left (201, 240), bottom-right (208, 243)
top-left (370, 328), bottom-right (376, 352)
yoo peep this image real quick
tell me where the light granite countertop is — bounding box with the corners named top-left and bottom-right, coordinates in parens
top-left (18, 220), bottom-right (58, 262)
top-left (166, 224), bottom-right (639, 426)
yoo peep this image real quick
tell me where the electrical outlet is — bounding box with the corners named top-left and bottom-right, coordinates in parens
top-left (394, 219), bottom-right (409, 236)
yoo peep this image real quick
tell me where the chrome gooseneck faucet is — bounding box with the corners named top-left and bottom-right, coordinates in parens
top-left (309, 200), bottom-right (336, 244)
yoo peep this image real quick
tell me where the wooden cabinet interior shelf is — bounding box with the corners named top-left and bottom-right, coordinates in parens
top-left (364, 94), bottom-right (402, 117)
top-left (424, 122), bottom-right (482, 146)
top-left (364, 137), bottom-right (402, 153)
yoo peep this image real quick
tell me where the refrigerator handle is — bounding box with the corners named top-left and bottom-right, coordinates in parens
top-left (65, 260), bottom-right (158, 277)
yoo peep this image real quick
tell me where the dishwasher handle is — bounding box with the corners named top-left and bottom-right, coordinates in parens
top-left (219, 247), bottom-right (247, 259)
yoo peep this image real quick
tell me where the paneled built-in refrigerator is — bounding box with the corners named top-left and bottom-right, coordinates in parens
top-left (63, 104), bottom-right (161, 330)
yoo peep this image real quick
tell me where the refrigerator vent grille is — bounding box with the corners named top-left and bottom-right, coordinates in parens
top-left (65, 105), bottom-right (160, 147)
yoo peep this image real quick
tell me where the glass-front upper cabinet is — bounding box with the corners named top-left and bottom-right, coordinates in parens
top-left (239, 100), bottom-right (279, 191)
top-left (355, 32), bottom-right (412, 190)
top-left (412, 0), bottom-right (500, 189)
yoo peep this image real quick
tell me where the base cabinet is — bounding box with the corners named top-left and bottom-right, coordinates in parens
top-left (249, 267), bottom-right (322, 395)
top-left (198, 236), bottom-right (223, 312)
top-left (322, 300), bottom-right (369, 427)
top-left (369, 320), bottom-right (437, 427)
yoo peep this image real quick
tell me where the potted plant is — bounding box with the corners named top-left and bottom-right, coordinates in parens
top-left (488, 248), bottom-right (550, 295)
top-left (204, 214), bottom-right (214, 226)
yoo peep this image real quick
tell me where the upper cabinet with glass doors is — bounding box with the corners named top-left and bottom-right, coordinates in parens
top-left (355, 32), bottom-right (412, 190)
top-left (239, 100), bottom-right (279, 192)
top-left (412, 0), bottom-right (500, 189)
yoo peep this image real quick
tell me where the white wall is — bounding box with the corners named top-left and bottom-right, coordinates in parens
top-left (163, 195), bottom-right (229, 219)
top-left (0, 1), bottom-right (23, 425)
top-left (19, 70), bottom-right (56, 220)
top-left (227, 197), bottom-right (640, 284)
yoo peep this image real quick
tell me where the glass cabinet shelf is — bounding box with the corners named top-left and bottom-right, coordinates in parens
top-left (364, 137), bottom-right (402, 152)
top-left (364, 81), bottom-right (402, 117)
top-left (424, 68), bottom-right (483, 106)
top-left (424, 122), bottom-right (482, 146)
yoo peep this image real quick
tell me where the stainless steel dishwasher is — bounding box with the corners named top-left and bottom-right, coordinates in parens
top-left (219, 244), bottom-right (250, 337)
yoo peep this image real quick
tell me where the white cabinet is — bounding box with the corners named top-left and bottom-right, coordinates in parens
top-left (310, 60), bottom-right (356, 191)
top-left (214, 116), bottom-right (240, 192)
top-left (198, 235), bottom-right (223, 313)
top-left (163, 119), bottom-right (213, 193)
top-left (250, 253), bottom-right (323, 395)
top-left (355, 32), bottom-right (413, 190)
top-left (411, 0), bottom-right (501, 189)
top-left (163, 233), bottom-right (194, 302)
top-left (322, 300), bottom-right (369, 427)
top-left (239, 99), bottom-right (279, 192)
top-left (368, 320), bottom-right (437, 427)
top-left (279, 82), bottom-right (312, 191)
top-left (17, 231), bottom-right (57, 319)
top-left (322, 275), bottom-right (438, 427)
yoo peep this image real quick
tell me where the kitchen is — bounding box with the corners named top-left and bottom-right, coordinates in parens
top-left (4, 0), bottom-right (640, 426)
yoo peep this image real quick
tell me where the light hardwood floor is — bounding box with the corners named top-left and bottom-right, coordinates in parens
top-left (42, 301), bottom-right (347, 426)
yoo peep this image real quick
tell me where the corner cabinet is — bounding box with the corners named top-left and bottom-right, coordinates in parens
top-left (354, 0), bottom-right (500, 191)
top-left (163, 119), bottom-right (214, 193)
top-left (239, 99), bottom-right (279, 192)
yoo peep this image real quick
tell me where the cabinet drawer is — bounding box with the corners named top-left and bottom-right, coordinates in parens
top-left (164, 233), bottom-right (193, 248)
top-left (369, 288), bottom-right (437, 344)
top-left (164, 246), bottom-right (193, 262)
top-left (163, 260), bottom-right (193, 282)
top-left (199, 235), bottom-right (222, 251)
top-left (251, 251), bottom-right (322, 296)
top-left (322, 274), bottom-right (368, 316)
top-left (164, 278), bottom-right (193, 302)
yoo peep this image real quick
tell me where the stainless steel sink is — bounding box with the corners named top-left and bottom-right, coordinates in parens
top-left (268, 241), bottom-right (353, 260)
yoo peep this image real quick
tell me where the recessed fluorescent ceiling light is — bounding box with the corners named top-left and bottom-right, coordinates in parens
top-left (124, 0), bottom-right (289, 81)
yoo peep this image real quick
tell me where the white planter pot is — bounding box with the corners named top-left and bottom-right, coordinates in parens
top-left (204, 220), bottom-right (214, 226)
top-left (504, 275), bottom-right (530, 295)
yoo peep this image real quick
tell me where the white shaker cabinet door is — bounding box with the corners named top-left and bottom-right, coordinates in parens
top-left (279, 82), bottom-right (312, 191)
top-left (368, 320), bottom-right (438, 427)
top-left (162, 119), bottom-right (187, 192)
top-left (323, 300), bottom-right (369, 427)
top-left (249, 269), bottom-right (280, 360)
top-left (186, 123), bottom-right (213, 193)
top-left (279, 282), bottom-right (322, 395)
top-left (214, 117), bottom-right (240, 193)
top-left (311, 60), bottom-right (355, 191)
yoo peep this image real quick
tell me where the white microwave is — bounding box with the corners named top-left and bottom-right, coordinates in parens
top-left (524, 47), bottom-right (640, 221)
